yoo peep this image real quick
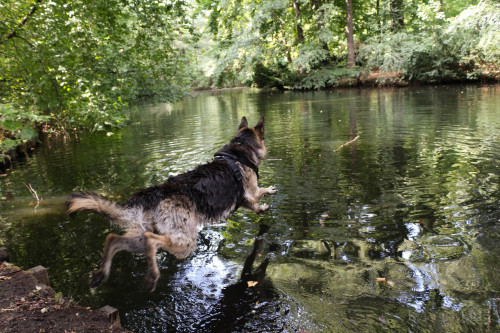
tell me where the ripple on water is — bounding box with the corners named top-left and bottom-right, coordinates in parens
top-left (399, 234), bottom-right (470, 262)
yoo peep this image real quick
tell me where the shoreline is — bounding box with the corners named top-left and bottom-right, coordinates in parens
top-left (2, 80), bottom-right (499, 174)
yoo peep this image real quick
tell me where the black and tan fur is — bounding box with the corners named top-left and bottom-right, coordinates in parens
top-left (66, 117), bottom-right (276, 292)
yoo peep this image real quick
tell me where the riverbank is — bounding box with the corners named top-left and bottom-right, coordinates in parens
top-left (0, 255), bottom-right (128, 333)
top-left (2, 80), bottom-right (499, 174)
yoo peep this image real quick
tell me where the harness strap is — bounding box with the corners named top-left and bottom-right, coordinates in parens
top-left (214, 152), bottom-right (259, 181)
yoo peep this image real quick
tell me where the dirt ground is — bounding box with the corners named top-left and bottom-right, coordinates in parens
top-left (0, 261), bottom-right (129, 333)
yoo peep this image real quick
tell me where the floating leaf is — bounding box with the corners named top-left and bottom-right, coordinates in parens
top-left (247, 281), bottom-right (258, 288)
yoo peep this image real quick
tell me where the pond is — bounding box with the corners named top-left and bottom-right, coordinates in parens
top-left (1, 85), bottom-right (499, 332)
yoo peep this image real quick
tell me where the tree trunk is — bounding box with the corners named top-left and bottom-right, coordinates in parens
top-left (376, 0), bottom-right (380, 30)
top-left (345, 0), bottom-right (355, 68)
top-left (313, 0), bottom-right (329, 51)
top-left (292, 0), bottom-right (304, 44)
top-left (391, 0), bottom-right (404, 31)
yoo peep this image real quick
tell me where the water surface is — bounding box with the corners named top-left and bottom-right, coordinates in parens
top-left (1, 85), bottom-right (499, 332)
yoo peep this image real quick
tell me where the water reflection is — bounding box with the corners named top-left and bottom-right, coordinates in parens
top-left (114, 223), bottom-right (293, 333)
top-left (0, 85), bottom-right (499, 332)
top-left (195, 224), bottom-right (286, 332)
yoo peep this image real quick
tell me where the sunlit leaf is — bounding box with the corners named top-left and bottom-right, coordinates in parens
top-left (247, 281), bottom-right (258, 287)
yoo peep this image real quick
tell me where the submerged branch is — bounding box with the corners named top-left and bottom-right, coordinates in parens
top-left (24, 183), bottom-right (41, 208)
top-left (334, 135), bottom-right (360, 152)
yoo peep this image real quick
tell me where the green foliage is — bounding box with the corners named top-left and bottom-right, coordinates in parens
top-left (360, 32), bottom-right (436, 74)
top-left (292, 44), bottom-right (331, 74)
top-left (0, 104), bottom-right (49, 153)
top-left (195, 0), bottom-right (494, 89)
top-left (0, 0), bottom-right (195, 136)
top-left (293, 67), bottom-right (363, 90)
top-left (253, 62), bottom-right (300, 89)
top-left (359, 1), bottom-right (499, 83)
top-left (0, 0), bottom-right (496, 155)
top-left (443, 0), bottom-right (499, 65)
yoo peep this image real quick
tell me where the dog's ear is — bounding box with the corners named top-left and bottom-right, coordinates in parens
top-left (238, 116), bottom-right (248, 130)
top-left (254, 117), bottom-right (264, 135)
top-left (239, 116), bottom-right (249, 130)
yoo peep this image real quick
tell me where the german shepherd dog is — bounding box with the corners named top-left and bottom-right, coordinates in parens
top-left (66, 117), bottom-right (276, 292)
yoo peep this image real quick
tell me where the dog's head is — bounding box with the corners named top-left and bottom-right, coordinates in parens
top-left (233, 116), bottom-right (267, 164)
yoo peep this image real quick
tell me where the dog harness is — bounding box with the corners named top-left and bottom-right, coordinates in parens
top-left (214, 152), bottom-right (259, 182)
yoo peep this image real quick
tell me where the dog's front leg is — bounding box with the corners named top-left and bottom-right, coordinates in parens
top-left (243, 190), bottom-right (273, 213)
top-left (243, 185), bottom-right (277, 213)
top-left (260, 185), bottom-right (277, 196)
top-left (245, 201), bottom-right (270, 213)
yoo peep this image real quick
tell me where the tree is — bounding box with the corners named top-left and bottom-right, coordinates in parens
top-left (391, 0), bottom-right (404, 31)
top-left (291, 0), bottom-right (305, 44)
top-left (0, 0), bottom-right (195, 135)
top-left (345, 0), bottom-right (355, 68)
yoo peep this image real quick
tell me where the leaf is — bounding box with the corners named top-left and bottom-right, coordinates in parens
top-left (247, 281), bottom-right (258, 288)
top-left (1, 120), bottom-right (23, 132)
top-left (18, 127), bottom-right (37, 140)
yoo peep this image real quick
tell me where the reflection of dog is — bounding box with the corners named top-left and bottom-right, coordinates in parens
top-left (66, 117), bottom-right (276, 292)
top-left (202, 224), bottom-right (283, 333)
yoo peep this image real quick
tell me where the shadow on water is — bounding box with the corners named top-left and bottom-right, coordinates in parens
top-left (104, 222), bottom-right (296, 333)
top-left (195, 224), bottom-right (286, 333)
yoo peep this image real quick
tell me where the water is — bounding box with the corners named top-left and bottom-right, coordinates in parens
top-left (1, 85), bottom-right (499, 332)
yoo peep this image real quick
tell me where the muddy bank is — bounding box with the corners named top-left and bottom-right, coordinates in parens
top-left (0, 136), bottom-right (40, 174)
top-left (0, 257), bottom-right (128, 333)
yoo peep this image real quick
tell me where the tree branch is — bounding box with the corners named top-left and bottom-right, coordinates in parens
top-left (0, 0), bottom-right (42, 45)
top-left (13, 34), bottom-right (34, 48)
top-left (334, 135), bottom-right (360, 152)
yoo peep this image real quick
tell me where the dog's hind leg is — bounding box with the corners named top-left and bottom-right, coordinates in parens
top-left (142, 232), bottom-right (172, 292)
top-left (142, 231), bottom-right (197, 292)
top-left (91, 231), bottom-right (147, 288)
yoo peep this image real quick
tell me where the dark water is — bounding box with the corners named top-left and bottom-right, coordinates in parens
top-left (1, 85), bottom-right (499, 332)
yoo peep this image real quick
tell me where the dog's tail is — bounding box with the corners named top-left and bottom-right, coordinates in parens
top-left (66, 191), bottom-right (129, 226)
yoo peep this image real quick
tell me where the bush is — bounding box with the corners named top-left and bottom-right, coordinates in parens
top-left (359, 32), bottom-right (436, 76)
top-left (443, 0), bottom-right (499, 66)
top-left (0, 104), bottom-right (49, 154)
top-left (293, 67), bottom-right (362, 90)
top-left (359, 1), bottom-right (499, 83)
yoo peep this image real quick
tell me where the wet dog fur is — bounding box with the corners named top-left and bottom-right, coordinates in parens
top-left (66, 117), bottom-right (276, 292)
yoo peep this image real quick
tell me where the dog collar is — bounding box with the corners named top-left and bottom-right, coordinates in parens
top-left (214, 152), bottom-right (259, 181)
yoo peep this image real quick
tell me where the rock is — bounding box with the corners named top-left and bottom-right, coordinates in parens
top-left (100, 305), bottom-right (121, 327)
top-left (0, 247), bottom-right (9, 262)
top-left (400, 235), bottom-right (470, 262)
top-left (290, 240), bottom-right (331, 259)
top-left (27, 265), bottom-right (50, 286)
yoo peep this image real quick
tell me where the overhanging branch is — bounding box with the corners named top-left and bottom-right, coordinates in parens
top-left (0, 0), bottom-right (42, 45)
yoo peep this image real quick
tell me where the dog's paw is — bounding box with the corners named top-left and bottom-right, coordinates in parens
top-left (144, 273), bottom-right (159, 292)
top-left (258, 203), bottom-right (270, 212)
top-left (267, 186), bottom-right (277, 195)
top-left (90, 270), bottom-right (107, 288)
